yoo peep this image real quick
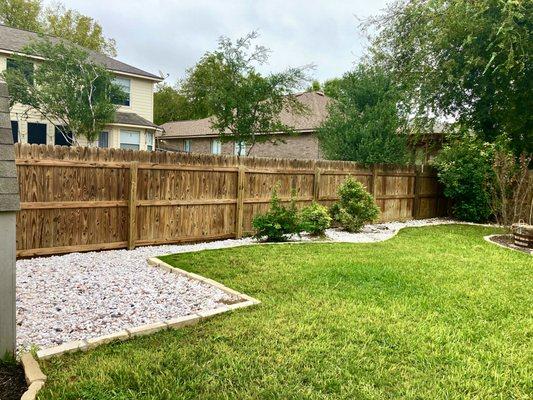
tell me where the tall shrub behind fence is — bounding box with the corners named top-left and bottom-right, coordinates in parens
top-left (14, 143), bottom-right (447, 257)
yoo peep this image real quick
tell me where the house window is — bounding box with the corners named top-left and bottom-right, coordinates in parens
top-left (11, 121), bottom-right (18, 143)
top-left (146, 132), bottom-right (154, 151)
top-left (234, 141), bottom-right (246, 156)
top-left (120, 130), bottom-right (140, 150)
top-left (112, 77), bottom-right (131, 106)
top-left (54, 126), bottom-right (73, 146)
top-left (7, 58), bottom-right (34, 84)
top-left (98, 131), bottom-right (109, 148)
top-left (183, 139), bottom-right (191, 153)
top-left (211, 139), bottom-right (221, 155)
top-left (27, 122), bottom-right (47, 145)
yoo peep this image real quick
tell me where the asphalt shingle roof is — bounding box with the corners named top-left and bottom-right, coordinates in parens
top-left (160, 91), bottom-right (331, 138)
top-left (0, 24), bottom-right (162, 81)
top-left (114, 112), bottom-right (160, 129)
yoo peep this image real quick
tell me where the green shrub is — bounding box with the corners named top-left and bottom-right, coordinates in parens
top-left (433, 136), bottom-right (494, 222)
top-left (331, 178), bottom-right (380, 232)
top-left (252, 186), bottom-right (300, 242)
top-left (299, 202), bottom-right (332, 236)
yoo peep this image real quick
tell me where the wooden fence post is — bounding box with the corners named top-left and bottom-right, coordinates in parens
top-left (235, 164), bottom-right (246, 238)
top-left (412, 166), bottom-right (422, 219)
top-left (128, 162), bottom-right (138, 249)
top-left (313, 167), bottom-right (321, 202)
top-left (371, 165), bottom-right (379, 197)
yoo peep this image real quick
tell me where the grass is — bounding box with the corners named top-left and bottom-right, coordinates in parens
top-left (39, 225), bottom-right (532, 399)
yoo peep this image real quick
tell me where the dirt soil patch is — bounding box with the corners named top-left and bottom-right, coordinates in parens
top-left (0, 360), bottom-right (27, 400)
top-left (489, 234), bottom-right (532, 254)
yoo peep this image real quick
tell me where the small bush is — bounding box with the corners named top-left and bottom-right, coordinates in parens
top-left (331, 178), bottom-right (380, 232)
top-left (299, 202), bottom-right (332, 236)
top-left (252, 186), bottom-right (299, 242)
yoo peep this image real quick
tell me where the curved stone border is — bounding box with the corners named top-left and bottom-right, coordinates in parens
top-left (20, 258), bottom-right (260, 399)
top-left (20, 353), bottom-right (46, 400)
top-left (484, 234), bottom-right (532, 255)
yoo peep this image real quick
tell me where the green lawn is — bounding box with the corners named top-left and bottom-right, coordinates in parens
top-left (39, 225), bottom-right (532, 399)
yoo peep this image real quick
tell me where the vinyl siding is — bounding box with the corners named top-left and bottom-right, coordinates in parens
top-left (0, 52), bottom-right (156, 149)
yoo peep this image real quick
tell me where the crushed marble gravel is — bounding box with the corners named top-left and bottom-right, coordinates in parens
top-left (16, 218), bottom-right (453, 352)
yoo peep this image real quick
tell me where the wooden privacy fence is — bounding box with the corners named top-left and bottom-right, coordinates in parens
top-left (14, 144), bottom-right (446, 258)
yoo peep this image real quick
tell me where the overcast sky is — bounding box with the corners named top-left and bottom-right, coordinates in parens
top-left (49, 0), bottom-right (391, 86)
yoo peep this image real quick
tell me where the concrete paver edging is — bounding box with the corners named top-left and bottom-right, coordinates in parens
top-left (21, 257), bottom-right (260, 399)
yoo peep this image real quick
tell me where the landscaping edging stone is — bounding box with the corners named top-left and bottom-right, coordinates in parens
top-left (20, 353), bottom-right (46, 400)
top-left (21, 258), bottom-right (260, 400)
top-left (484, 234), bottom-right (533, 255)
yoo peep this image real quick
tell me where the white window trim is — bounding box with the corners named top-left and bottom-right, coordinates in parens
top-left (211, 139), bottom-right (221, 155)
top-left (183, 139), bottom-right (191, 153)
top-left (113, 77), bottom-right (131, 108)
top-left (120, 129), bottom-right (140, 150)
top-left (234, 141), bottom-right (246, 156)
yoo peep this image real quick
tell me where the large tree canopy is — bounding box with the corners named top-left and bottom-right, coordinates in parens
top-left (317, 64), bottom-right (409, 165)
top-left (2, 39), bottom-right (123, 144)
top-left (0, 0), bottom-right (116, 56)
top-left (367, 0), bottom-right (532, 156)
top-left (183, 32), bottom-right (310, 155)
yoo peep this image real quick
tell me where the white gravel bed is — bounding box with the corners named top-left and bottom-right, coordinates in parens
top-left (15, 218), bottom-right (454, 352)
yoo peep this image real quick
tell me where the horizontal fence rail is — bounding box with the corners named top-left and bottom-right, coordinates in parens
top-left (14, 144), bottom-right (447, 258)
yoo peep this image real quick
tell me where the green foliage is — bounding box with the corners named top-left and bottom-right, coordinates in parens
top-left (1, 39), bottom-right (123, 144)
top-left (323, 78), bottom-right (342, 99)
top-left (433, 136), bottom-right (494, 222)
top-left (331, 178), bottom-right (380, 232)
top-left (44, 3), bottom-right (116, 56)
top-left (183, 32), bottom-right (310, 154)
top-left (299, 202), bottom-right (332, 236)
top-left (367, 0), bottom-right (532, 156)
top-left (0, 0), bottom-right (41, 31)
top-left (0, 0), bottom-right (116, 56)
top-left (252, 186), bottom-right (300, 242)
top-left (317, 64), bottom-right (409, 165)
top-left (153, 83), bottom-right (199, 125)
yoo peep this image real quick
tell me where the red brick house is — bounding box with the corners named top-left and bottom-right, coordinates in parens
top-left (156, 91), bottom-right (331, 159)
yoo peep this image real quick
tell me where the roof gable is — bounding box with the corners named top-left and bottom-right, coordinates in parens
top-left (0, 24), bottom-right (162, 81)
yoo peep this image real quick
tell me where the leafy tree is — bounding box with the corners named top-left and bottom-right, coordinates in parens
top-left (44, 4), bottom-right (116, 56)
top-left (317, 64), bottom-right (409, 164)
top-left (366, 0), bottom-right (532, 156)
top-left (306, 80), bottom-right (322, 92)
top-left (323, 78), bottom-right (342, 99)
top-left (153, 83), bottom-right (196, 125)
top-left (0, 0), bottom-right (41, 31)
top-left (0, 0), bottom-right (116, 56)
top-left (1, 39), bottom-right (124, 144)
top-left (184, 32), bottom-right (310, 155)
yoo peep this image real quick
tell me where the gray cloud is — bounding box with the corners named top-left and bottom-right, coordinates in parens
top-left (53, 0), bottom-right (390, 84)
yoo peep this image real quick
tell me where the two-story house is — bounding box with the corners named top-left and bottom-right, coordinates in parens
top-left (0, 24), bottom-right (163, 150)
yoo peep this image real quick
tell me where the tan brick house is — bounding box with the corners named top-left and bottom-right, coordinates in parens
top-left (157, 91), bottom-right (331, 159)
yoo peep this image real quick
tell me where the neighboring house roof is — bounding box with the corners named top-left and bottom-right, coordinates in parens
top-left (159, 91), bottom-right (332, 139)
top-left (0, 24), bottom-right (162, 81)
top-left (112, 112), bottom-right (161, 130)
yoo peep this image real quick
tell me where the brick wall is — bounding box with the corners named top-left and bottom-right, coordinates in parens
top-left (159, 132), bottom-right (323, 160)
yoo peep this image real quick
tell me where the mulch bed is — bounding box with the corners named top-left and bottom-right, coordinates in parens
top-left (489, 234), bottom-right (532, 254)
top-left (0, 360), bottom-right (27, 400)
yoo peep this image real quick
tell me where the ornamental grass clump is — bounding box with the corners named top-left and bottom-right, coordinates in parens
top-left (299, 202), bottom-right (332, 236)
top-left (252, 186), bottom-right (300, 242)
top-left (331, 178), bottom-right (380, 232)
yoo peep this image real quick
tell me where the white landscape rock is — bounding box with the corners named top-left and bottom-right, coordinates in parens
top-left (16, 218), bottom-right (452, 352)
